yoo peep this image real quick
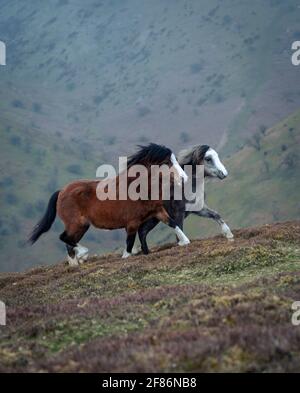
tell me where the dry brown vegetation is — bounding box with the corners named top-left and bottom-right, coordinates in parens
top-left (1, 221), bottom-right (300, 372)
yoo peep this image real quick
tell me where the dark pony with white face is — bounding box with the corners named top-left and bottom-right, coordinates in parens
top-left (136, 145), bottom-right (233, 255)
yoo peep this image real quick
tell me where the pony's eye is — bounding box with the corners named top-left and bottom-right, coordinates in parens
top-left (206, 157), bottom-right (212, 163)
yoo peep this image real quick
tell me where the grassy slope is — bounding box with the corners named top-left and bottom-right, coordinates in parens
top-left (0, 221), bottom-right (300, 372)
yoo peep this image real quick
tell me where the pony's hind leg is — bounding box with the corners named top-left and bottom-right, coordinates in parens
top-left (60, 224), bottom-right (90, 266)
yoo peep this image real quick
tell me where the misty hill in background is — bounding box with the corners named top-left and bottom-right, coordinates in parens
top-left (0, 0), bottom-right (300, 271)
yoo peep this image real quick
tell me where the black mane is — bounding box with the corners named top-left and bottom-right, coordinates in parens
top-left (127, 143), bottom-right (172, 168)
top-left (178, 145), bottom-right (210, 166)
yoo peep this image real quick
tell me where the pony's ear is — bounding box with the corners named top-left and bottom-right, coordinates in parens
top-left (197, 145), bottom-right (210, 163)
top-left (192, 149), bottom-right (199, 165)
top-left (193, 146), bottom-right (202, 165)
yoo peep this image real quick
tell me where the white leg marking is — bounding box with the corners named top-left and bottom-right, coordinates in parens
top-left (175, 226), bottom-right (190, 246)
top-left (205, 148), bottom-right (228, 177)
top-left (74, 244), bottom-right (89, 263)
top-left (122, 249), bottom-right (132, 259)
top-left (131, 245), bottom-right (140, 255)
top-left (221, 223), bottom-right (234, 241)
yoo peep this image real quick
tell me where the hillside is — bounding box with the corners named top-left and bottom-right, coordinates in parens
top-left (1, 0), bottom-right (299, 153)
top-left (0, 221), bottom-right (300, 372)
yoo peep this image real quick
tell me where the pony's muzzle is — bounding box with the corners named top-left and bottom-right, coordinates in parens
top-left (218, 169), bottom-right (228, 179)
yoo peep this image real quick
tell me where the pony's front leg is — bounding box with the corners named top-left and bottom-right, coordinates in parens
top-left (157, 209), bottom-right (190, 247)
top-left (173, 211), bottom-right (185, 243)
top-left (122, 230), bottom-right (137, 258)
top-left (137, 218), bottom-right (160, 255)
top-left (192, 206), bottom-right (234, 241)
top-left (175, 226), bottom-right (190, 246)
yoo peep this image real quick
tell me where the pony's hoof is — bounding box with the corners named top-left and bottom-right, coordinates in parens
top-left (67, 255), bottom-right (79, 266)
top-left (227, 237), bottom-right (234, 242)
top-left (122, 250), bottom-right (131, 259)
top-left (75, 245), bottom-right (89, 263)
top-left (131, 245), bottom-right (141, 255)
top-left (178, 239), bottom-right (190, 246)
top-left (225, 232), bottom-right (234, 240)
top-left (78, 254), bottom-right (89, 264)
top-left (221, 224), bottom-right (234, 240)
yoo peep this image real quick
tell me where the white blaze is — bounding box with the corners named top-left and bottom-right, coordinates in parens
top-left (205, 148), bottom-right (228, 177)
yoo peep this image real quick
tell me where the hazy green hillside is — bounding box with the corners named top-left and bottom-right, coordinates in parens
top-left (1, 0), bottom-right (299, 153)
top-left (0, 0), bottom-right (300, 271)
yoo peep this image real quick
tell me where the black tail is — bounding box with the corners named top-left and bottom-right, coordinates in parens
top-left (29, 190), bottom-right (60, 244)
